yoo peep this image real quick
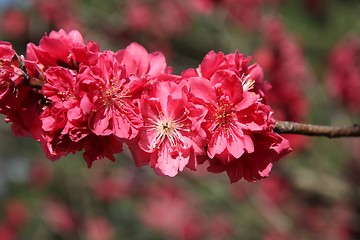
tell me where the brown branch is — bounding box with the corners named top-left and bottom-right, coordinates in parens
top-left (274, 121), bottom-right (360, 138)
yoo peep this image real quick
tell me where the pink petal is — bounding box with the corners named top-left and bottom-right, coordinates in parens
top-left (177, 148), bottom-right (191, 172)
top-left (200, 50), bottom-right (225, 79)
top-left (181, 68), bottom-right (198, 78)
top-left (226, 133), bottom-right (245, 159)
top-left (80, 95), bottom-right (93, 115)
top-left (243, 134), bottom-right (255, 153)
top-left (235, 92), bottom-right (258, 110)
top-left (207, 130), bottom-right (227, 158)
top-left (148, 52), bottom-right (167, 76)
top-left (112, 112), bottom-right (131, 139)
top-left (122, 42), bottom-right (150, 76)
top-left (127, 139), bottom-right (150, 167)
top-left (187, 77), bottom-right (216, 102)
top-left (152, 145), bottom-right (180, 177)
top-left (225, 159), bottom-right (245, 183)
top-left (89, 107), bottom-right (111, 136)
top-left (248, 64), bottom-right (264, 84)
top-left (258, 163), bottom-right (273, 177)
top-left (39, 36), bottom-right (70, 62)
top-left (211, 70), bottom-right (243, 103)
top-left (67, 30), bottom-right (85, 46)
top-left (138, 128), bottom-right (155, 153)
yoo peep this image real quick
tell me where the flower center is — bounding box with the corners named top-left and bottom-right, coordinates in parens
top-left (101, 78), bottom-right (131, 108)
top-left (209, 100), bottom-right (240, 139)
top-left (214, 105), bottom-right (236, 129)
top-left (146, 112), bottom-right (190, 149)
top-left (241, 74), bottom-right (255, 92)
top-left (155, 119), bottom-right (177, 144)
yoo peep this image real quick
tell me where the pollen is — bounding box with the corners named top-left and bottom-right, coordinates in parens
top-left (210, 101), bottom-right (240, 139)
top-left (146, 112), bottom-right (190, 149)
top-left (241, 74), bottom-right (255, 92)
top-left (101, 78), bottom-right (131, 107)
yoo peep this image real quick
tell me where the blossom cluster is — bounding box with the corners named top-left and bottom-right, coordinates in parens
top-left (0, 29), bottom-right (291, 183)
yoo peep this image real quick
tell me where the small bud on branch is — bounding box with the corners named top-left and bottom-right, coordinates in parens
top-left (274, 121), bottom-right (360, 138)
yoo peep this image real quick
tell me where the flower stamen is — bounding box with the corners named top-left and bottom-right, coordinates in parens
top-left (241, 74), bottom-right (255, 92)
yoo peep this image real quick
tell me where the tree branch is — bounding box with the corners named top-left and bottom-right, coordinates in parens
top-left (274, 121), bottom-right (360, 138)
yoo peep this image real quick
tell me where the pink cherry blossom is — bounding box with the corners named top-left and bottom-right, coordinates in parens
top-left (25, 29), bottom-right (99, 75)
top-left (77, 42), bottom-right (168, 140)
top-left (116, 41), bottom-right (169, 78)
top-left (77, 51), bottom-right (144, 139)
top-left (184, 50), bottom-right (291, 182)
top-left (38, 67), bottom-right (84, 159)
top-left (207, 132), bottom-right (291, 182)
top-left (187, 50), bottom-right (270, 96)
top-left (0, 41), bottom-right (24, 99)
top-left (129, 80), bottom-right (207, 177)
top-left (0, 41), bottom-right (18, 61)
top-left (0, 42), bottom-right (43, 138)
top-left (38, 66), bottom-right (125, 166)
top-left (36, 41), bottom-right (169, 166)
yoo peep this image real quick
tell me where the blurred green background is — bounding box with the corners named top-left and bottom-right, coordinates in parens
top-left (1, 0), bottom-right (360, 239)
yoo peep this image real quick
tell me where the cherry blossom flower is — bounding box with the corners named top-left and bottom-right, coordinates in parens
top-left (2, 85), bottom-right (43, 137)
top-left (77, 51), bottom-right (143, 139)
top-left (0, 42), bottom-right (42, 137)
top-left (184, 50), bottom-right (291, 182)
top-left (26, 29), bottom-right (100, 76)
top-left (183, 49), bottom-right (270, 97)
top-left (77, 42), bottom-right (168, 140)
top-left (35, 41), bottom-right (169, 166)
top-left (38, 66), bottom-right (85, 159)
top-left (129, 80), bottom-right (207, 177)
top-left (38, 65), bottom-right (125, 166)
top-left (0, 41), bottom-right (24, 99)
